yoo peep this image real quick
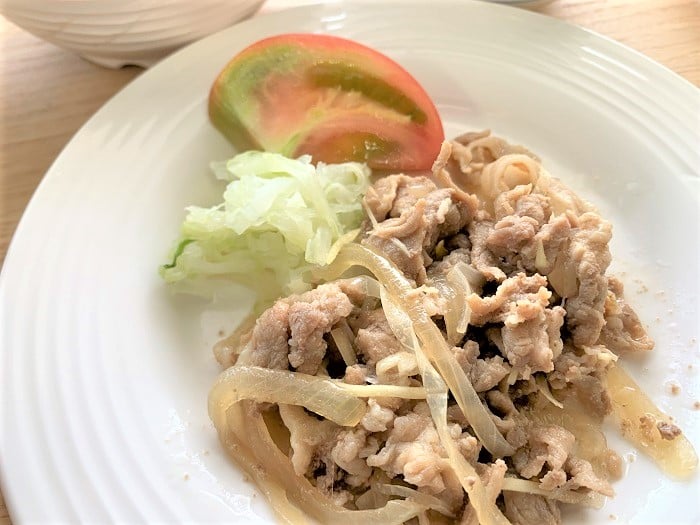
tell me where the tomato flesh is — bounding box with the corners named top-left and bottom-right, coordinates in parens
top-left (209, 33), bottom-right (444, 171)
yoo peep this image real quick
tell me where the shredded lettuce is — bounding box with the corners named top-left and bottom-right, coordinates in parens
top-left (160, 151), bottom-right (370, 301)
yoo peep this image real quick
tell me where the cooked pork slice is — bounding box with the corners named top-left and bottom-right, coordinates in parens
top-left (522, 214), bottom-right (572, 275)
top-left (363, 199), bottom-right (429, 282)
top-left (243, 282), bottom-right (353, 374)
top-left (363, 175), bottom-right (476, 283)
top-left (468, 218), bottom-right (508, 282)
top-left (363, 175), bottom-right (403, 220)
top-left (330, 428), bottom-right (376, 487)
top-left (549, 344), bottom-right (617, 389)
top-left (500, 306), bottom-right (566, 374)
top-left (366, 402), bottom-right (467, 511)
top-left (563, 212), bottom-right (613, 346)
top-left (549, 345), bottom-right (616, 418)
top-left (467, 273), bottom-right (551, 326)
top-left (366, 174), bottom-right (436, 221)
top-left (360, 399), bottom-right (396, 432)
top-left (453, 340), bottom-right (512, 391)
top-left (420, 188), bottom-right (476, 249)
top-left (287, 286), bottom-right (354, 374)
top-left (503, 492), bottom-right (562, 525)
top-left (246, 300), bottom-right (292, 370)
top-left (512, 425), bottom-right (575, 480)
top-left (487, 184), bottom-right (549, 266)
top-left (564, 457), bottom-right (614, 496)
top-left (279, 404), bottom-right (339, 476)
top-left (599, 276), bottom-right (654, 353)
top-left (471, 356), bottom-right (512, 392)
top-left (486, 390), bottom-right (530, 449)
top-left (350, 307), bottom-right (403, 368)
top-left (493, 184), bottom-right (550, 224)
top-left (487, 214), bottom-right (540, 261)
top-left (488, 216), bottom-right (572, 280)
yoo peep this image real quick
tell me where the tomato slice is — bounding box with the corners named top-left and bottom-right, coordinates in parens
top-left (209, 33), bottom-right (444, 171)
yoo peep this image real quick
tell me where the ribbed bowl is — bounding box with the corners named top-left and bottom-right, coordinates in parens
top-left (0, 0), bottom-right (265, 67)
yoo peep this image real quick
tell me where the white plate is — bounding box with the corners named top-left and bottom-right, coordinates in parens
top-left (1, 1), bottom-right (699, 523)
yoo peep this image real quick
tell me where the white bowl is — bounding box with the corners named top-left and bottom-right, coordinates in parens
top-left (0, 0), bottom-right (265, 68)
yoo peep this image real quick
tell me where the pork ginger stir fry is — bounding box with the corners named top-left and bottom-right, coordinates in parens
top-left (208, 132), bottom-right (697, 525)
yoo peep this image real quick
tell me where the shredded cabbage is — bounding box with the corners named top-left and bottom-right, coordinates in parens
top-left (160, 151), bottom-right (370, 300)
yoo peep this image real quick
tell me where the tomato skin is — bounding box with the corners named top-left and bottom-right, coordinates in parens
top-left (209, 33), bottom-right (444, 171)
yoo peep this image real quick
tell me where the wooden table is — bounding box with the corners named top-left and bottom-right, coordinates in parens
top-left (0, 0), bottom-right (698, 522)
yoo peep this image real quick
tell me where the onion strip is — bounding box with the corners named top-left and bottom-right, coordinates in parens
top-left (331, 327), bottom-right (357, 366)
top-left (447, 262), bottom-right (473, 336)
top-left (377, 484), bottom-right (455, 518)
top-left (335, 383), bottom-right (427, 399)
top-left (606, 364), bottom-right (698, 479)
top-left (344, 274), bottom-right (382, 299)
top-left (502, 477), bottom-right (605, 509)
top-left (430, 261), bottom-right (472, 345)
top-left (535, 375), bottom-right (563, 409)
top-left (209, 365), bottom-right (366, 427)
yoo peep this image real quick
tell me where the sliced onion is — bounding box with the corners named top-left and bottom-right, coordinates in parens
top-left (216, 403), bottom-right (309, 525)
top-left (347, 274), bottom-right (382, 299)
top-left (455, 260), bottom-right (487, 292)
top-left (535, 375), bottom-right (563, 409)
top-left (362, 199), bottom-right (380, 229)
top-left (534, 239), bottom-right (548, 274)
top-left (319, 243), bottom-right (515, 458)
top-left (428, 273), bottom-right (460, 345)
top-left (446, 262), bottom-right (473, 337)
top-left (376, 351), bottom-right (419, 383)
top-left (326, 228), bottom-right (361, 265)
top-left (331, 326), bottom-right (357, 365)
top-left (606, 364), bottom-right (698, 479)
top-left (377, 484), bottom-right (455, 518)
top-left (213, 310), bottom-right (258, 366)
top-left (430, 262), bottom-right (472, 345)
top-left (355, 488), bottom-right (390, 511)
top-left (209, 365), bottom-right (366, 427)
top-left (335, 383), bottom-right (427, 399)
top-left (479, 154), bottom-right (541, 206)
top-left (501, 477), bottom-right (605, 509)
top-left (547, 245), bottom-right (578, 298)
